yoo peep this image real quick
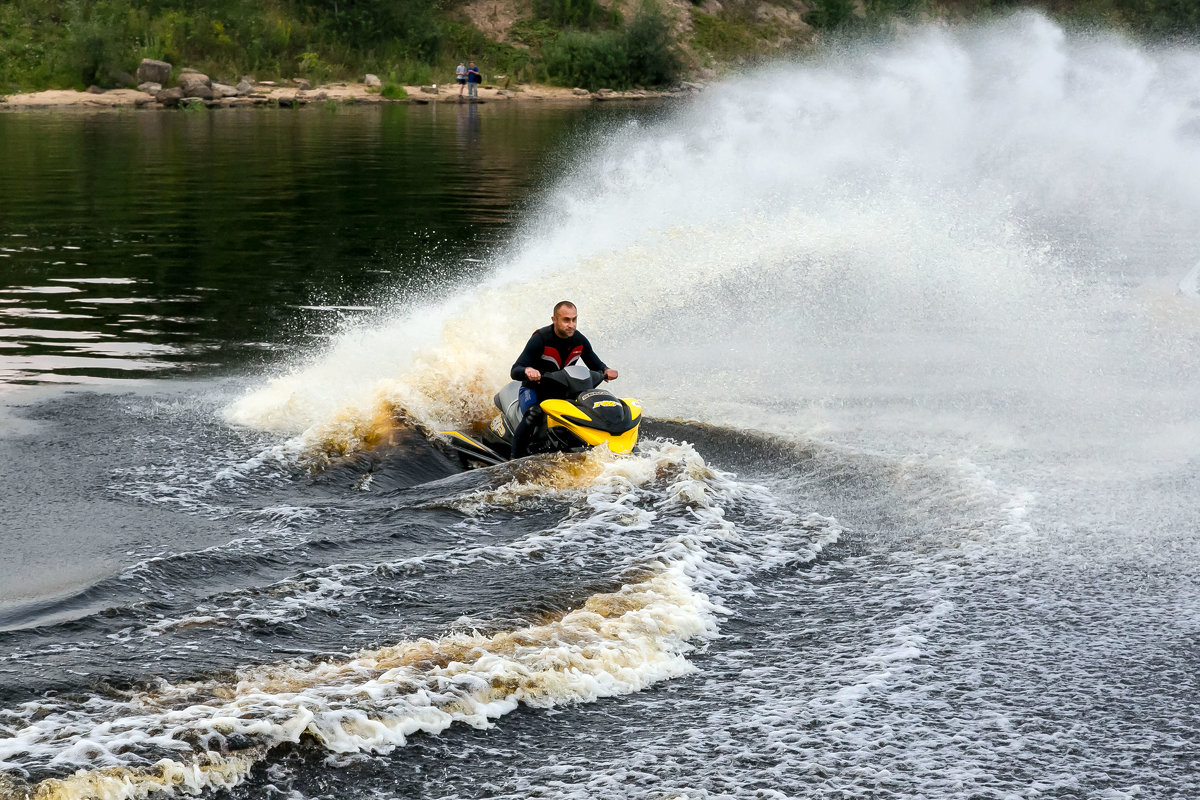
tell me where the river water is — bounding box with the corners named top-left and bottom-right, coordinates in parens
top-left (4, 13), bottom-right (1200, 800)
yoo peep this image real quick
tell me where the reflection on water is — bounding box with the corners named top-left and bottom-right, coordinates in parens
top-left (457, 103), bottom-right (483, 150)
top-left (0, 103), bottom-right (657, 385)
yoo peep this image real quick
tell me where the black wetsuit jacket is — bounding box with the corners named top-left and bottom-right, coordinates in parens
top-left (510, 326), bottom-right (608, 401)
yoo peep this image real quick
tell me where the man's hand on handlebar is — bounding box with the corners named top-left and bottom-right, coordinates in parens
top-left (524, 367), bottom-right (541, 382)
top-left (603, 368), bottom-right (618, 381)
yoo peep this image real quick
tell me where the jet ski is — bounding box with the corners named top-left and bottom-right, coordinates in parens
top-left (439, 364), bottom-right (642, 468)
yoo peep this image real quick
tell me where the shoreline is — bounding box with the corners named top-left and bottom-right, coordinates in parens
top-left (0, 81), bottom-right (695, 112)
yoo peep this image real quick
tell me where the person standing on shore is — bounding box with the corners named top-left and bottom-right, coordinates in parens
top-left (467, 61), bottom-right (481, 99)
top-left (455, 61), bottom-right (467, 97)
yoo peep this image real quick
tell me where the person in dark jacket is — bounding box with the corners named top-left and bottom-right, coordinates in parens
top-left (508, 301), bottom-right (618, 458)
top-left (466, 61), bottom-right (481, 99)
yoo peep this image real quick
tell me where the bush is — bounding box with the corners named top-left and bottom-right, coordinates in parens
top-left (691, 11), bottom-right (759, 57)
top-left (622, 1), bottom-right (679, 85)
top-left (378, 63), bottom-right (429, 85)
top-left (380, 82), bottom-right (407, 99)
top-left (532, 0), bottom-right (614, 28)
top-left (541, 30), bottom-right (627, 89)
top-left (1112, 0), bottom-right (1200, 33)
top-left (541, 1), bottom-right (678, 90)
top-left (65, 0), bottom-right (137, 87)
top-left (298, 50), bottom-right (334, 82)
top-left (805, 0), bottom-right (857, 29)
top-left (0, 3), bottom-right (62, 89)
top-left (10, 0), bottom-right (1200, 95)
top-left (864, 0), bottom-right (926, 15)
top-left (316, 0), bottom-right (444, 58)
top-left (445, 21), bottom-right (533, 80)
top-left (509, 16), bottom-right (558, 47)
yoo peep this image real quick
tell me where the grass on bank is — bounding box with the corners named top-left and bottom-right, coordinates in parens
top-left (0, 0), bottom-right (680, 93)
top-left (800, 0), bottom-right (1200, 33)
top-left (2, 0), bottom-right (1198, 96)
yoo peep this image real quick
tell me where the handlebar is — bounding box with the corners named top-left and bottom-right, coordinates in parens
top-left (540, 367), bottom-right (606, 393)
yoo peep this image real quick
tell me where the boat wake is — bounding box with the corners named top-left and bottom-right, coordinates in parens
top-left (0, 440), bottom-right (839, 800)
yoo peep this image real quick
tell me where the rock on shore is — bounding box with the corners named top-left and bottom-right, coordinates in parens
top-left (0, 57), bottom-right (702, 110)
top-left (1, 73), bottom-right (701, 111)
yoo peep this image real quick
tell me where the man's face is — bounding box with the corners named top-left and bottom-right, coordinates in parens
top-left (552, 306), bottom-right (577, 339)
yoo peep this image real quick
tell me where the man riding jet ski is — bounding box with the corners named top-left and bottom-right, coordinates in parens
top-left (439, 301), bottom-right (641, 467)
top-left (509, 300), bottom-right (620, 458)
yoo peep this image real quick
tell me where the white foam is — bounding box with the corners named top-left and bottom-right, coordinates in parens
top-left (223, 14), bottom-right (1200, 490)
top-left (1177, 259), bottom-right (1200, 298)
top-left (1, 437), bottom-right (839, 800)
top-left (2, 565), bottom-right (716, 799)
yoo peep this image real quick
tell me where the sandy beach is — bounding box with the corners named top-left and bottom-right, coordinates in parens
top-left (0, 81), bottom-right (676, 111)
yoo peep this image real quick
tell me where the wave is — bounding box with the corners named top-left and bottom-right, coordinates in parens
top-left (4, 568), bottom-right (712, 800)
top-left (0, 440), bottom-right (839, 800)
top-left (223, 12), bottom-right (1200, 475)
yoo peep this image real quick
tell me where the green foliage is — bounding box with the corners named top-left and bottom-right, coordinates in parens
top-left (865, 0), bottom-right (927, 15)
top-left (805, 0), bottom-right (858, 30)
top-left (926, 0), bottom-right (1200, 32)
top-left (380, 82), bottom-right (407, 99)
top-left (386, 63), bottom-right (431, 85)
top-left (541, 30), bottom-right (627, 89)
top-left (298, 50), bottom-right (333, 82)
top-left (541, 1), bottom-right (679, 90)
top-left (1113, 0), bottom-right (1200, 33)
top-left (691, 10), bottom-right (763, 57)
top-left (0, 3), bottom-right (61, 89)
top-left (510, 17), bottom-right (558, 48)
top-left (446, 21), bottom-right (533, 80)
top-left (622, 1), bottom-right (678, 86)
top-left (6, 0), bottom-right (1200, 96)
top-left (446, 19), bottom-right (493, 57)
top-left (314, 0), bottom-right (444, 58)
top-left (533, 0), bottom-right (608, 28)
top-left (65, 1), bottom-right (138, 87)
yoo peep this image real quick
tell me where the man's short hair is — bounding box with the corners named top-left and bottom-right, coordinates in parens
top-left (553, 300), bottom-right (576, 315)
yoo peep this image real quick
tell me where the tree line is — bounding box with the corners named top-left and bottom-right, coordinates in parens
top-left (1, 0), bottom-right (1197, 95)
top-left (0, 0), bottom-right (679, 92)
top-left (806, 0), bottom-right (1200, 34)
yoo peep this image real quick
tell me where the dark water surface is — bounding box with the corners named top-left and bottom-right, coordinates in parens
top-left (6, 19), bottom-right (1200, 800)
top-left (0, 102), bottom-right (630, 383)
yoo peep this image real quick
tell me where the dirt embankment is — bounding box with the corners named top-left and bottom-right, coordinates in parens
top-left (0, 82), bottom-right (696, 112)
top-left (0, 81), bottom-right (698, 112)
